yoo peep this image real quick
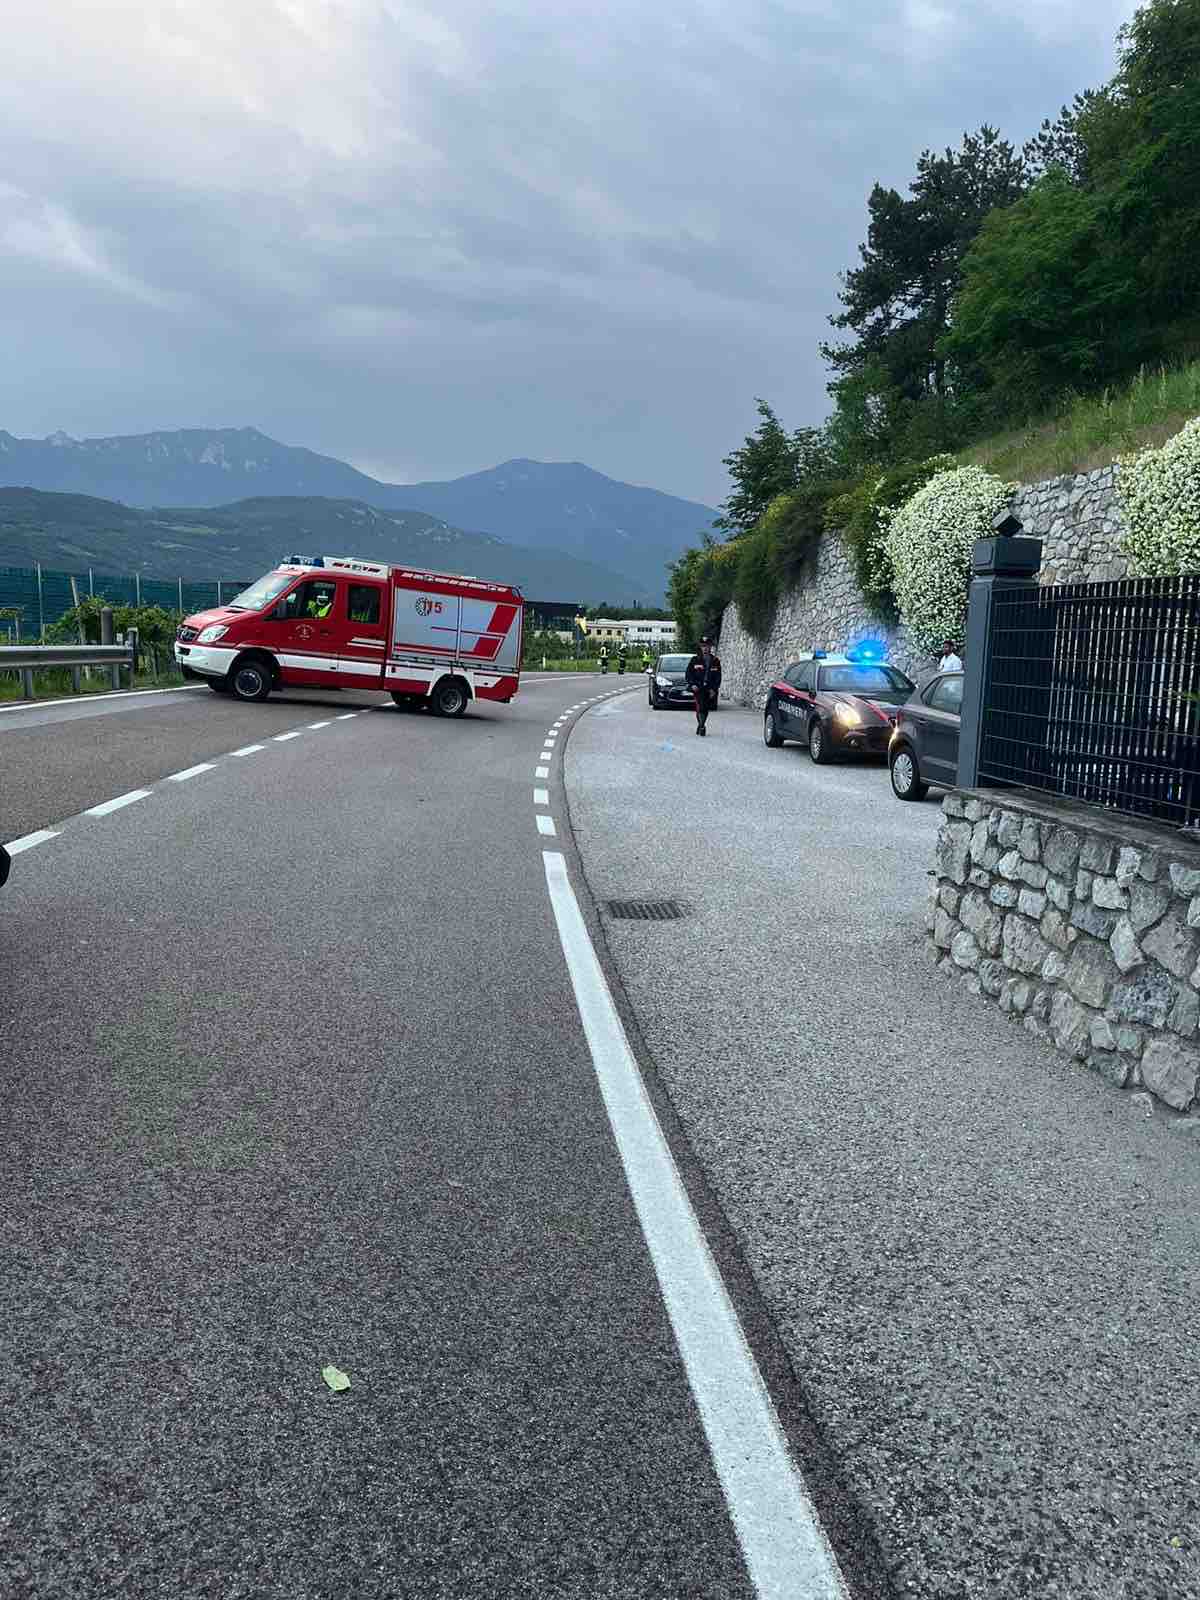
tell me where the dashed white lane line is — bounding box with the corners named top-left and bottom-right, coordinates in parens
top-left (273, 731), bottom-right (304, 742)
top-left (86, 789), bottom-right (151, 817)
top-left (166, 762), bottom-right (217, 783)
top-left (7, 828), bottom-right (60, 854)
top-left (535, 766), bottom-right (550, 779)
top-left (335, 713), bottom-right (358, 721)
top-left (536, 814), bottom-right (557, 836)
top-left (231, 743), bottom-right (265, 758)
top-left (540, 850), bottom-right (849, 1600)
top-left (540, 750), bottom-right (554, 762)
top-left (533, 788), bottom-right (550, 806)
top-left (308, 720), bottom-right (332, 730)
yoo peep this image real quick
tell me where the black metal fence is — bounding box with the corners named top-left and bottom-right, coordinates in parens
top-left (978, 573), bottom-right (1200, 829)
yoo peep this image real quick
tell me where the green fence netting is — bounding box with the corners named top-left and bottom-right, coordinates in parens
top-left (0, 565), bottom-right (251, 639)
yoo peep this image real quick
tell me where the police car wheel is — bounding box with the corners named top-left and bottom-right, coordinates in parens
top-left (809, 719), bottom-right (833, 764)
top-left (230, 657), bottom-right (273, 702)
top-left (890, 744), bottom-right (928, 801)
top-left (763, 708), bottom-right (783, 748)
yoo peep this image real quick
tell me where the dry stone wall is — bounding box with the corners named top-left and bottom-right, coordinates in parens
top-left (718, 463), bottom-right (1131, 706)
top-left (929, 789), bottom-right (1200, 1133)
top-left (716, 534), bottom-right (928, 709)
top-left (1012, 465), bottom-right (1128, 587)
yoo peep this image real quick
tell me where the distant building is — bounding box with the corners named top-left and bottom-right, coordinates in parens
top-left (579, 616), bottom-right (678, 648)
top-left (524, 599), bottom-right (582, 632)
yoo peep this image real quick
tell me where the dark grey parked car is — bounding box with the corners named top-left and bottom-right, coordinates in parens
top-left (649, 651), bottom-right (700, 710)
top-left (0, 842), bottom-right (9, 890)
top-left (889, 671), bottom-right (963, 799)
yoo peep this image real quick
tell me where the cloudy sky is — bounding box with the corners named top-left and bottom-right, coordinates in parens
top-left (0, 0), bottom-right (1133, 506)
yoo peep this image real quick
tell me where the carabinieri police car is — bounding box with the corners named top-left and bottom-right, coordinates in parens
top-left (762, 644), bottom-right (915, 764)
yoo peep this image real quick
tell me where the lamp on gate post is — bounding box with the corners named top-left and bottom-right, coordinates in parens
top-left (955, 511), bottom-right (1043, 790)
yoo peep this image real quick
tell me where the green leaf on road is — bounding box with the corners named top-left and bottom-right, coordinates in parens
top-left (322, 1365), bottom-right (351, 1392)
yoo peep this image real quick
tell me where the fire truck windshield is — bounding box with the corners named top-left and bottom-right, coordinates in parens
top-left (226, 573), bottom-right (296, 612)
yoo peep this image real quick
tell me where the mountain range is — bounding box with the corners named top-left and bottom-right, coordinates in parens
top-left (0, 427), bottom-right (717, 600)
top-left (0, 489), bottom-right (663, 606)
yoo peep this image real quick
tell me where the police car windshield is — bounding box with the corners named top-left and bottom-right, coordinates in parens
top-left (659, 654), bottom-right (691, 671)
top-left (226, 572), bottom-right (294, 612)
top-left (819, 665), bottom-right (913, 695)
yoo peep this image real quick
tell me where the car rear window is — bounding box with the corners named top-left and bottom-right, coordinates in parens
top-left (818, 665), bottom-right (913, 694)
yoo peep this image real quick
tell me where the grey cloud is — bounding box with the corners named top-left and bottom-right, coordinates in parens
top-left (0, 0), bottom-right (1134, 505)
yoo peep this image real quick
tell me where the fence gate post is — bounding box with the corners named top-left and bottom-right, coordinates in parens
top-left (956, 515), bottom-right (1043, 790)
top-left (36, 562), bottom-right (44, 639)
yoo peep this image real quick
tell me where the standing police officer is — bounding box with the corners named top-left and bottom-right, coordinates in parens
top-left (685, 636), bottom-right (722, 736)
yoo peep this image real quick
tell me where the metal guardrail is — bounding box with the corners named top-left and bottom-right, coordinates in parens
top-left (0, 644), bottom-right (135, 698)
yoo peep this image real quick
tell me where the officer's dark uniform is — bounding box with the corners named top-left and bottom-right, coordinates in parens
top-left (685, 640), bottom-right (722, 736)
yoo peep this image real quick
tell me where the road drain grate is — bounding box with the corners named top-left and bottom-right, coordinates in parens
top-left (604, 899), bottom-right (689, 921)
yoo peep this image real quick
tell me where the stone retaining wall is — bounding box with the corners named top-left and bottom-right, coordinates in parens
top-left (719, 463), bottom-right (1131, 707)
top-left (928, 788), bottom-right (1200, 1131)
top-left (1011, 464), bottom-right (1129, 587)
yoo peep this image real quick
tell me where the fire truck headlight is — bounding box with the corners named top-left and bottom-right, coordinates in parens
top-left (198, 624), bottom-right (228, 643)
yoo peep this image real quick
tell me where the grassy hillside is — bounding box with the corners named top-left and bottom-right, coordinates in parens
top-left (959, 356), bottom-right (1200, 484)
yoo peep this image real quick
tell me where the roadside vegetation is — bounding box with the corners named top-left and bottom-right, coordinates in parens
top-left (671, 0), bottom-right (1200, 648)
top-left (0, 594), bottom-right (186, 702)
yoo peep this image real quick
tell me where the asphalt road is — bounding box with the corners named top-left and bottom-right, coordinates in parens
top-left (1, 674), bottom-right (836, 1600)
top-left (566, 688), bottom-right (1200, 1600)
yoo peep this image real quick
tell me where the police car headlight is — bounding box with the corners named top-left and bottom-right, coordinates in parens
top-left (834, 702), bottom-right (861, 726)
top-left (197, 624), bottom-right (228, 643)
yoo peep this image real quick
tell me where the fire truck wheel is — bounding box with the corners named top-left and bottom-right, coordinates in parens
top-left (229, 655), bottom-right (274, 702)
top-left (208, 679), bottom-right (233, 694)
top-left (431, 676), bottom-right (469, 717)
top-left (390, 692), bottom-right (418, 710)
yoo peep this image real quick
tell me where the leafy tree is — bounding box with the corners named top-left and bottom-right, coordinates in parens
top-left (716, 399), bottom-right (832, 536)
top-left (822, 125), bottom-right (1028, 461)
top-left (943, 173), bottom-right (1143, 411)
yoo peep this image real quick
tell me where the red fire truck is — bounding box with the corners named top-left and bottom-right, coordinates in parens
top-left (175, 555), bottom-right (523, 716)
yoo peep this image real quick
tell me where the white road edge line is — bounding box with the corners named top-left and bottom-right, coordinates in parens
top-left (166, 763), bottom-right (216, 783)
top-left (7, 828), bottom-right (60, 854)
top-left (535, 766), bottom-right (550, 779)
top-left (273, 731), bottom-right (304, 742)
top-left (540, 849), bottom-right (849, 1600)
top-left (231, 744), bottom-right (265, 758)
top-left (0, 685), bottom-right (200, 716)
top-left (86, 789), bottom-right (151, 817)
top-left (533, 788), bottom-right (550, 806)
top-left (535, 814), bottom-right (557, 836)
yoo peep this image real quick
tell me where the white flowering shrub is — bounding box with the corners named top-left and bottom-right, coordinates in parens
top-left (883, 465), bottom-right (1013, 652)
top-left (1118, 416), bottom-right (1200, 575)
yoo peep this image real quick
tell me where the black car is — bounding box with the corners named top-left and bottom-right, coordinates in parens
top-left (763, 653), bottom-right (915, 762)
top-left (0, 842), bottom-right (9, 890)
top-left (889, 671), bottom-right (963, 799)
top-left (649, 651), bottom-right (714, 710)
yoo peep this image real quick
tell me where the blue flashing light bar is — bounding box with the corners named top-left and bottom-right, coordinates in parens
top-left (846, 638), bottom-right (885, 663)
